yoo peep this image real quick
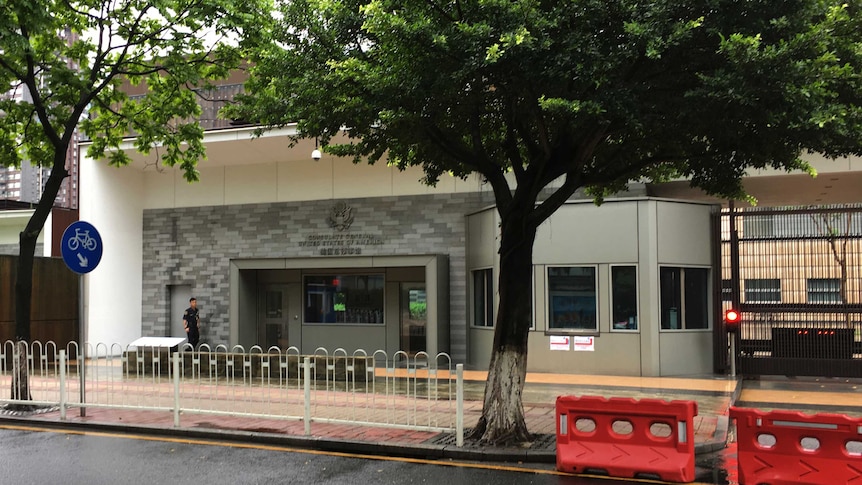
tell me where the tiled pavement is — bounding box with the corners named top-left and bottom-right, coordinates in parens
top-left (0, 372), bottom-right (739, 463)
top-left (3, 371), bottom-right (857, 468)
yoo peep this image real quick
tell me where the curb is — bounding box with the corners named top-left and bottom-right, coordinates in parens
top-left (694, 416), bottom-right (729, 454)
top-left (694, 376), bottom-right (742, 455)
top-left (0, 411), bottom-right (729, 465)
top-left (0, 414), bottom-right (558, 463)
top-left (0, 378), bottom-right (740, 464)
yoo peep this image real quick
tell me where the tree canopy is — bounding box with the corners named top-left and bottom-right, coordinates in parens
top-left (229, 0), bottom-right (862, 206)
top-left (0, 0), bottom-right (270, 182)
top-left (223, 0), bottom-right (862, 444)
top-left (0, 0), bottom-right (270, 347)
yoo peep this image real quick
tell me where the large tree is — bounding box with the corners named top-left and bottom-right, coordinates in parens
top-left (0, 0), bottom-right (269, 402)
top-left (227, 0), bottom-right (862, 444)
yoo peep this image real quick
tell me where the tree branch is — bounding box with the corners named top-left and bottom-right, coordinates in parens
top-left (422, 0), bottom-right (457, 22)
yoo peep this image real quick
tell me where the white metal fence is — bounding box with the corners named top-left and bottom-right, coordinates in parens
top-left (0, 341), bottom-right (465, 446)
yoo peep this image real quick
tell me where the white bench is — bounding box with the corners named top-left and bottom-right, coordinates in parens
top-left (129, 336), bottom-right (187, 350)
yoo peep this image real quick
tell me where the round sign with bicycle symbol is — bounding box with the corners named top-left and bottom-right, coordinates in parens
top-left (61, 221), bottom-right (103, 274)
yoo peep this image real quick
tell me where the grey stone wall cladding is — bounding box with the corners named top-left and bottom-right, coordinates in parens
top-left (0, 243), bottom-right (43, 256)
top-left (141, 192), bottom-right (490, 360)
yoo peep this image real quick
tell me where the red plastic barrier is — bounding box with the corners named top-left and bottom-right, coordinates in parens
top-left (730, 407), bottom-right (862, 485)
top-left (555, 396), bottom-right (698, 483)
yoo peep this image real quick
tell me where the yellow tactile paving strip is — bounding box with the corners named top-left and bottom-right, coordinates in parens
top-left (739, 388), bottom-right (862, 408)
top-left (522, 373), bottom-right (737, 393)
top-left (374, 368), bottom-right (737, 393)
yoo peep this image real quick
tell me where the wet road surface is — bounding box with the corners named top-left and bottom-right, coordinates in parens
top-left (0, 424), bottom-right (728, 484)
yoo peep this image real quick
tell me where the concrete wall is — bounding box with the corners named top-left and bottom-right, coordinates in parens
top-left (659, 331), bottom-right (714, 376)
top-left (0, 243), bottom-right (43, 256)
top-left (299, 325), bottom-right (388, 355)
top-left (655, 200), bottom-right (715, 375)
top-left (0, 210), bottom-right (48, 256)
top-left (79, 156), bottom-right (144, 345)
top-left (533, 201), bottom-right (640, 264)
top-left (657, 202), bottom-right (713, 265)
top-left (140, 152), bottom-right (486, 210)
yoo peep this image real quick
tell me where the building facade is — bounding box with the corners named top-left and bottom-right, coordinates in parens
top-left (77, 123), bottom-right (723, 376)
top-left (72, 76), bottom-right (862, 378)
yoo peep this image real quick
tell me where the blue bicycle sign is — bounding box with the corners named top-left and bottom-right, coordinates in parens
top-left (61, 221), bottom-right (103, 274)
top-left (67, 227), bottom-right (99, 251)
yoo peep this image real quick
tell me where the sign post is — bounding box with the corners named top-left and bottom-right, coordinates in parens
top-left (61, 221), bottom-right (103, 417)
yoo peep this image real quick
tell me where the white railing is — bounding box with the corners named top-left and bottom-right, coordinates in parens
top-left (0, 340), bottom-right (465, 446)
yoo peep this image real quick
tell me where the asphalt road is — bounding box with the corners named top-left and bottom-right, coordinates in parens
top-left (0, 424), bottom-right (716, 485)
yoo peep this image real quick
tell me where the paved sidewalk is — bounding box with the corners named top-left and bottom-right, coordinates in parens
top-left (0, 371), bottom-right (739, 463)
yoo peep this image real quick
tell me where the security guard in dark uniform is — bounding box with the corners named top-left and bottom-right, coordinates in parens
top-left (183, 297), bottom-right (201, 348)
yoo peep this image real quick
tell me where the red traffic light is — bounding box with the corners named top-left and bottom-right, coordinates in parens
top-left (724, 309), bottom-right (740, 323)
top-left (725, 309), bottom-right (741, 331)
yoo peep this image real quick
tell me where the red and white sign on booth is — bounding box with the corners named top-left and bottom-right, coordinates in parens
top-left (573, 336), bottom-right (595, 351)
top-left (549, 336), bottom-right (571, 351)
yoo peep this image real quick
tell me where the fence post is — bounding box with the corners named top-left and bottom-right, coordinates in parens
top-left (173, 353), bottom-right (180, 428)
top-left (59, 350), bottom-right (67, 421)
top-left (456, 363), bottom-right (464, 447)
top-left (304, 357), bottom-right (311, 436)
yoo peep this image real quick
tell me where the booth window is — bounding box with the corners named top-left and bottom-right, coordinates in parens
top-left (472, 268), bottom-right (494, 327)
top-left (547, 266), bottom-right (597, 331)
top-left (660, 267), bottom-right (709, 330)
top-left (744, 278), bottom-right (781, 303)
top-left (611, 265), bottom-right (638, 331)
top-left (807, 278), bottom-right (841, 303)
top-left (304, 274), bottom-right (385, 324)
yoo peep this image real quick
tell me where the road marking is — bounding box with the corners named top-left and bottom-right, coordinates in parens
top-left (0, 423), bottom-right (712, 484)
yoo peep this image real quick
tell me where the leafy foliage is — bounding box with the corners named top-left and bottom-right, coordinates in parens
top-left (229, 0), bottom-right (862, 210)
top-left (0, 0), bottom-right (272, 181)
top-left (0, 0), bottom-right (270, 349)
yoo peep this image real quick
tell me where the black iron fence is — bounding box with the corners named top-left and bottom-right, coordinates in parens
top-left (716, 204), bottom-right (862, 377)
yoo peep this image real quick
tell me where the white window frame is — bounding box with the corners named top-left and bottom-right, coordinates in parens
top-left (546, 265), bottom-right (599, 334)
top-left (470, 267), bottom-right (495, 328)
top-left (659, 265), bottom-right (711, 332)
top-left (610, 264), bottom-right (639, 333)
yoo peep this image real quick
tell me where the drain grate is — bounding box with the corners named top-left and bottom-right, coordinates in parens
top-left (425, 429), bottom-right (556, 451)
top-left (0, 404), bottom-right (59, 417)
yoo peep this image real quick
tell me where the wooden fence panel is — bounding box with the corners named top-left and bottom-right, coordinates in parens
top-left (0, 255), bottom-right (78, 346)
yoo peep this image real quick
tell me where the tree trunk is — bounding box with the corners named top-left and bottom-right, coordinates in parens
top-left (469, 213), bottom-right (537, 445)
top-left (12, 155), bottom-right (68, 402)
top-left (9, 341), bottom-right (34, 411)
top-left (15, 232), bottom-right (37, 342)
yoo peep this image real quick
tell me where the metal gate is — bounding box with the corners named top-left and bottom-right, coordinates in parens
top-left (715, 204), bottom-right (862, 377)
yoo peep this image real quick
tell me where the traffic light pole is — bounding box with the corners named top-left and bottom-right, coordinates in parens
top-left (728, 201), bottom-right (741, 378)
top-left (730, 334), bottom-right (736, 377)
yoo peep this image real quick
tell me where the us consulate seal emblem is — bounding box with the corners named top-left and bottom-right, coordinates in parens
top-left (328, 201), bottom-right (354, 231)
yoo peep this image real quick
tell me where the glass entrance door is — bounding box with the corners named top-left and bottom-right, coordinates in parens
top-left (400, 283), bottom-right (427, 354)
top-left (260, 285), bottom-right (289, 350)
